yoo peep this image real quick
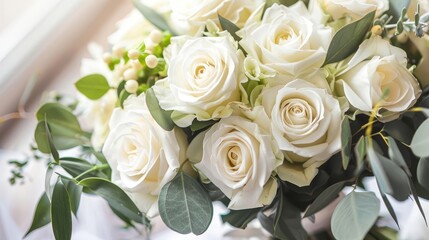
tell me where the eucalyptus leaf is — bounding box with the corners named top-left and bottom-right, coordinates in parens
top-left (78, 178), bottom-right (146, 224)
top-left (387, 0), bottom-right (411, 22)
top-left (384, 119), bottom-right (414, 145)
top-left (324, 11), bottom-right (375, 65)
top-left (45, 167), bottom-right (54, 201)
top-left (387, 137), bottom-right (411, 176)
top-left (221, 208), bottom-right (261, 229)
top-left (417, 158), bottom-right (429, 191)
top-left (59, 157), bottom-right (94, 178)
top-left (368, 147), bottom-right (410, 201)
top-left (218, 15), bottom-right (241, 41)
top-left (25, 193), bottom-right (51, 237)
top-left (354, 136), bottom-right (367, 174)
top-left (158, 171), bottom-right (213, 235)
top-left (265, 0), bottom-right (302, 8)
top-left (409, 179), bottom-right (428, 225)
top-left (133, 0), bottom-right (177, 35)
top-left (331, 191), bottom-right (380, 240)
top-left (61, 178), bottom-right (83, 217)
top-left (51, 181), bottom-right (72, 240)
top-left (44, 120), bottom-right (59, 162)
top-left (75, 74), bottom-right (110, 100)
top-left (146, 88), bottom-right (174, 131)
top-left (36, 103), bottom-right (82, 131)
top-left (341, 117), bottom-right (352, 170)
top-left (304, 181), bottom-right (346, 218)
top-left (411, 119), bottom-right (429, 157)
top-left (190, 120), bottom-right (217, 132)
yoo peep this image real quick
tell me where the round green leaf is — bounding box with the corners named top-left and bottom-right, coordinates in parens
top-left (75, 74), bottom-right (110, 100)
top-left (331, 191), bottom-right (380, 240)
top-left (411, 119), bottom-right (429, 157)
top-left (158, 171), bottom-right (213, 235)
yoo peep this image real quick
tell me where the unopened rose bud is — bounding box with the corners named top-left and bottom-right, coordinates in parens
top-left (149, 29), bottom-right (163, 44)
top-left (128, 49), bottom-right (140, 60)
top-left (123, 68), bottom-right (138, 80)
top-left (125, 80), bottom-right (139, 94)
top-left (145, 55), bottom-right (158, 69)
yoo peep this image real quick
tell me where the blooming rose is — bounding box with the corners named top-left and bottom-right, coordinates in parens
top-left (337, 37), bottom-right (422, 122)
top-left (169, 0), bottom-right (263, 35)
top-left (239, 2), bottom-right (332, 79)
top-left (192, 116), bottom-right (282, 210)
top-left (153, 36), bottom-right (246, 127)
top-left (258, 79), bottom-right (343, 187)
top-left (102, 94), bottom-right (188, 217)
top-left (312, 0), bottom-right (389, 22)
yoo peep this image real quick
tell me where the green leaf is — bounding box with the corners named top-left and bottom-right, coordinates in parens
top-left (59, 157), bottom-right (94, 178)
top-left (273, 183), bottom-right (308, 239)
top-left (304, 181), bottom-right (346, 218)
top-left (51, 181), bottom-right (72, 240)
top-left (61, 178), bottom-right (83, 217)
top-left (35, 103), bottom-right (86, 153)
top-left (75, 74), bottom-right (110, 100)
top-left (133, 0), bottom-right (178, 35)
top-left (265, 0), bottom-right (303, 8)
top-left (354, 136), bottom-right (367, 174)
top-left (45, 167), bottom-right (54, 200)
top-left (190, 120), bottom-right (217, 132)
top-left (376, 181), bottom-right (399, 228)
top-left (387, 0), bottom-right (410, 22)
top-left (341, 117), bottom-right (352, 170)
top-left (221, 208), bottom-right (261, 229)
top-left (44, 120), bottom-right (59, 162)
top-left (387, 137), bottom-right (411, 176)
top-left (146, 88), bottom-right (174, 131)
top-left (158, 171), bottom-right (213, 235)
top-left (331, 191), bottom-right (380, 240)
top-left (417, 158), bottom-right (429, 191)
top-left (384, 119), bottom-right (414, 145)
top-left (25, 193), bottom-right (51, 237)
top-left (323, 11), bottom-right (375, 65)
top-left (411, 119), bottom-right (429, 157)
top-left (368, 147), bottom-right (410, 201)
top-left (409, 179), bottom-right (428, 225)
top-left (218, 15), bottom-right (241, 42)
top-left (78, 177), bottom-right (145, 224)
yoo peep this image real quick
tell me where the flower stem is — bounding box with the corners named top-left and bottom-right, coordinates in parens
top-left (73, 164), bottom-right (110, 181)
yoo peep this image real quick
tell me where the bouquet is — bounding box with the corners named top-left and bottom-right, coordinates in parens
top-left (10, 0), bottom-right (429, 239)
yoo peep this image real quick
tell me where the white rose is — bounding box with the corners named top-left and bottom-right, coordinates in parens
top-left (153, 36), bottom-right (246, 127)
top-left (191, 116), bottom-right (282, 210)
top-left (102, 94), bottom-right (188, 217)
top-left (258, 79), bottom-right (343, 187)
top-left (239, 3), bottom-right (332, 79)
top-left (169, 0), bottom-right (263, 35)
top-left (109, 0), bottom-right (171, 48)
top-left (315, 0), bottom-right (389, 21)
top-left (337, 37), bottom-right (422, 122)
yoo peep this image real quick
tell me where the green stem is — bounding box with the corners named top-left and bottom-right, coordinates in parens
top-left (73, 164), bottom-right (109, 181)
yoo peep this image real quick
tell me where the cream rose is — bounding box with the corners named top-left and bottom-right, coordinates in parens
top-left (258, 79), bottom-right (343, 187)
top-left (239, 2), bottom-right (332, 79)
top-left (102, 94), bottom-right (187, 217)
top-left (316, 0), bottom-right (389, 21)
top-left (153, 36), bottom-right (246, 127)
top-left (337, 37), bottom-right (422, 122)
top-left (169, 0), bottom-right (263, 35)
top-left (192, 116), bottom-right (282, 210)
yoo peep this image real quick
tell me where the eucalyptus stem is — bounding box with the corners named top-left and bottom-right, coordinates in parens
top-left (73, 164), bottom-right (109, 181)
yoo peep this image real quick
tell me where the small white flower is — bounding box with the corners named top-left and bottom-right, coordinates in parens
top-left (258, 79), bottom-right (343, 187)
top-left (191, 116), bottom-right (282, 210)
top-left (337, 36), bottom-right (422, 122)
top-left (103, 94), bottom-right (188, 217)
top-left (153, 36), bottom-right (246, 127)
top-left (315, 0), bottom-right (389, 22)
